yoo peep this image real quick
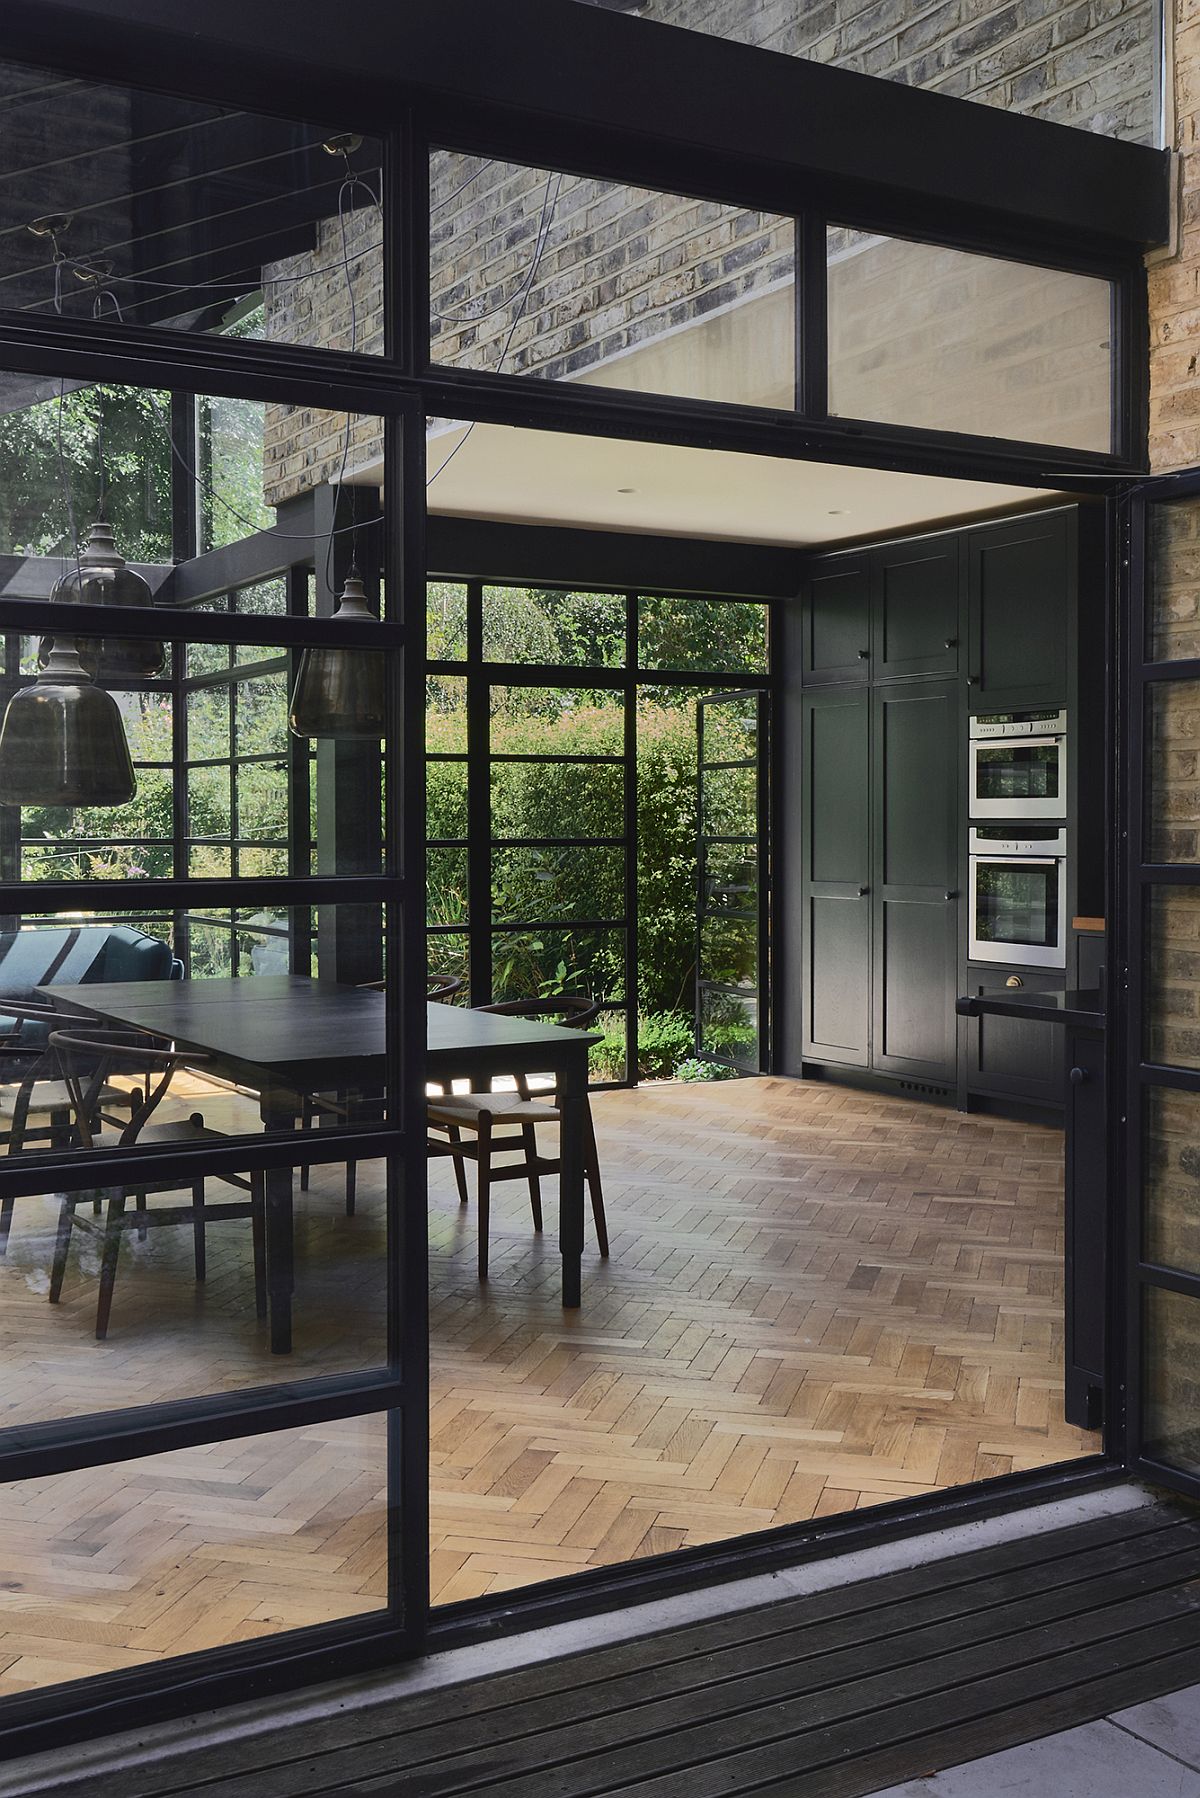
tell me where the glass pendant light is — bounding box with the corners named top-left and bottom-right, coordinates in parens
top-left (0, 636), bottom-right (136, 807)
top-left (39, 516), bottom-right (165, 678)
top-left (289, 571), bottom-right (386, 739)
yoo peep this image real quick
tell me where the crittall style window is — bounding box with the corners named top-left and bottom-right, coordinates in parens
top-left (0, 0), bottom-right (1167, 1751)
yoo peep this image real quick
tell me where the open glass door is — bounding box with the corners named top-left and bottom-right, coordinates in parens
top-left (1126, 472), bottom-right (1200, 1497)
top-left (695, 689), bottom-right (767, 1073)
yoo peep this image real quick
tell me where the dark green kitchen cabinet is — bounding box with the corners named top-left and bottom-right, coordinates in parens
top-left (967, 511), bottom-right (1070, 711)
top-left (871, 680), bottom-right (958, 1083)
top-left (872, 538), bottom-right (961, 680)
top-left (802, 555), bottom-right (872, 686)
top-left (801, 687), bottom-right (870, 1066)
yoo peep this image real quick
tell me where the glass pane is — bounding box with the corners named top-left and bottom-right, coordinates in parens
top-left (431, 153), bottom-right (794, 408)
top-left (704, 843), bottom-right (758, 912)
top-left (492, 845), bottom-right (625, 924)
top-left (639, 596), bottom-right (767, 674)
top-left (637, 691), bottom-right (699, 1018)
top-left (1148, 496), bottom-right (1200, 663)
top-left (483, 587), bottom-right (625, 667)
top-left (582, 5), bottom-right (1158, 148)
top-left (428, 931), bottom-right (469, 998)
top-left (827, 228), bottom-right (1113, 452)
top-left (1146, 683), bottom-right (1200, 862)
top-left (0, 57), bottom-right (384, 354)
top-left (1144, 1088), bottom-right (1200, 1275)
top-left (427, 674), bottom-right (467, 754)
top-left (0, 904), bottom-right (392, 1150)
top-left (1146, 887), bottom-right (1200, 1070)
top-left (489, 687), bottom-right (625, 754)
top-left (701, 764), bottom-right (757, 837)
top-left (699, 986), bottom-right (758, 1064)
top-left (491, 928), bottom-right (625, 1003)
top-left (0, 1156), bottom-right (387, 1425)
top-left (1145, 1287), bottom-right (1200, 1476)
top-left (975, 861), bottom-right (1059, 953)
top-left (0, 1415), bottom-right (386, 1692)
top-left (427, 846), bottom-right (469, 928)
top-left (702, 694), bottom-right (759, 765)
top-left (426, 760), bottom-right (468, 843)
top-left (699, 914), bottom-right (757, 988)
top-left (428, 582), bottom-right (468, 661)
top-left (491, 760), bottom-right (625, 841)
top-left (590, 1009), bottom-right (629, 1082)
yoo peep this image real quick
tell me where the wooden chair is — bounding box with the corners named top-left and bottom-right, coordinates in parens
top-left (47, 1030), bottom-right (265, 1340)
top-left (300, 972), bottom-right (466, 1213)
top-left (427, 996), bottom-right (609, 1280)
top-left (0, 1002), bottom-right (140, 1258)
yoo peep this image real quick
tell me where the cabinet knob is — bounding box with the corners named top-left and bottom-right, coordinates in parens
top-left (857, 649), bottom-right (870, 659)
top-left (857, 886), bottom-right (869, 897)
top-left (966, 675), bottom-right (978, 686)
top-left (945, 890), bottom-right (959, 901)
top-left (944, 638), bottom-right (958, 649)
top-left (1069, 1065), bottom-right (1089, 1085)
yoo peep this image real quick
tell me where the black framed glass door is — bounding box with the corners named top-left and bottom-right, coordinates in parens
top-left (695, 689), bottom-right (767, 1073)
top-left (1125, 472), bottom-right (1200, 1499)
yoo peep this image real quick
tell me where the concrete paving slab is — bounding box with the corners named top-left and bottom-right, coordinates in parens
top-left (866, 1718), bottom-right (1200, 1797)
top-left (1114, 1682), bottom-right (1200, 1771)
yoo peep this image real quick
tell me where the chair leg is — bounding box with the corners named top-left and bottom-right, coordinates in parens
top-left (135, 1192), bottom-right (148, 1243)
top-left (0, 1196), bottom-right (14, 1259)
top-left (49, 1196), bottom-right (77, 1303)
top-left (95, 1194), bottom-right (127, 1340)
top-left (477, 1113), bottom-right (492, 1281)
top-left (192, 1182), bottom-right (206, 1282)
top-left (584, 1102), bottom-right (609, 1258)
top-left (299, 1095), bottom-right (313, 1192)
top-left (251, 1179), bottom-right (267, 1320)
top-left (521, 1122), bottom-right (543, 1231)
top-left (345, 1159), bottom-right (356, 1217)
top-left (447, 1127), bottom-right (469, 1204)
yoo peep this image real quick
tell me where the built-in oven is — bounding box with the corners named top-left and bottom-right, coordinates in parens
top-left (969, 710), bottom-right (1067, 820)
top-left (968, 825), bottom-right (1068, 969)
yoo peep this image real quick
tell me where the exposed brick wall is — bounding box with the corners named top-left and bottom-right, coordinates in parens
top-left (1150, 2), bottom-right (1200, 472)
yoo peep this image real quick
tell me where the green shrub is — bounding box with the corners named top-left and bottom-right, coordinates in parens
top-left (676, 1058), bottom-right (739, 1082)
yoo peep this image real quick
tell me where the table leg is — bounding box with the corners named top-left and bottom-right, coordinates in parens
top-left (260, 1088), bottom-right (296, 1353)
top-left (557, 1048), bottom-right (585, 1309)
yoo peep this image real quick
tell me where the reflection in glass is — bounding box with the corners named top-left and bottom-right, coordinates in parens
top-left (1146, 684), bottom-right (1200, 863)
top-left (1144, 1088), bottom-right (1200, 1275)
top-left (1148, 497), bottom-right (1200, 663)
top-left (699, 987), bottom-right (758, 1065)
top-left (1146, 888), bottom-right (1200, 1071)
top-left (1145, 1287), bottom-right (1200, 1476)
top-left (0, 1416), bottom-right (386, 1691)
top-left (431, 154), bottom-right (794, 409)
top-left (827, 227), bottom-right (1113, 452)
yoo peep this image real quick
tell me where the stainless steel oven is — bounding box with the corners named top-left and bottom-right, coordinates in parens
top-left (969, 710), bottom-right (1067, 820)
top-left (968, 825), bottom-right (1068, 969)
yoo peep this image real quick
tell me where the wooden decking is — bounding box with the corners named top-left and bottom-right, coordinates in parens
top-left (0, 1075), bottom-right (1095, 1694)
top-left (39, 1498), bottom-right (1200, 1798)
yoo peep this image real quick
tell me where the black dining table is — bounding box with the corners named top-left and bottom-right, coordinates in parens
top-left (38, 975), bottom-right (601, 1348)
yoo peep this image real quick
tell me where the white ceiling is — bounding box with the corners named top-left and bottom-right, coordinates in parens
top-left (415, 420), bottom-right (1059, 547)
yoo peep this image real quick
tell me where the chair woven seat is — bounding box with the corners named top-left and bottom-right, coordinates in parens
top-left (427, 1093), bottom-right (560, 1127)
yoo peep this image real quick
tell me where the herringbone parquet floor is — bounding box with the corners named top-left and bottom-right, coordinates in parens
top-left (0, 1075), bottom-right (1096, 1691)
top-left (428, 1077), bottom-right (1098, 1603)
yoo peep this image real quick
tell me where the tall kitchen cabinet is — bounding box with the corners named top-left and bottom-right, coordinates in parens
top-left (799, 536), bottom-right (961, 1092)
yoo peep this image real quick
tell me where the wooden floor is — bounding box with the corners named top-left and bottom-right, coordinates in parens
top-left (429, 1077), bottom-right (1098, 1604)
top-left (0, 1075), bottom-right (1097, 1693)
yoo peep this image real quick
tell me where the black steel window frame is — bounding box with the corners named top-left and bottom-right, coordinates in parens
top-left (1122, 470), bottom-right (1200, 1504)
top-left (426, 577), bottom-right (773, 1088)
top-left (417, 112), bottom-right (1146, 476)
top-left (0, 0), bottom-right (1161, 1752)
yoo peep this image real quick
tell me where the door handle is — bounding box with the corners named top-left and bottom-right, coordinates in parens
top-left (1069, 1065), bottom-right (1089, 1085)
top-left (945, 890), bottom-right (958, 901)
top-left (966, 675), bottom-right (978, 686)
top-left (944, 638), bottom-right (958, 649)
top-left (857, 649), bottom-right (870, 660)
top-left (857, 886), bottom-right (869, 897)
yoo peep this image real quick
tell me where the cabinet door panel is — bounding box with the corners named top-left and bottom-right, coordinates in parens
top-left (964, 965), bottom-right (1066, 1104)
top-left (871, 681), bottom-right (957, 1082)
top-left (968, 512), bottom-right (1069, 711)
top-left (802, 687), bottom-right (870, 1066)
top-left (873, 540), bottom-right (961, 681)
top-left (804, 559), bottom-right (871, 685)
top-left (807, 896), bottom-right (871, 1061)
